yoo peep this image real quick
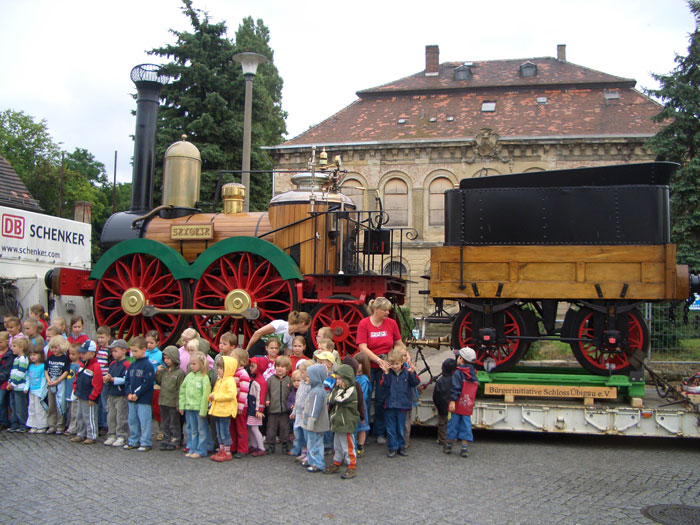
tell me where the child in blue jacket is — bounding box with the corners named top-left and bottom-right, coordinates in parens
top-left (125, 337), bottom-right (155, 451)
top-left (445, 347), bottom-right (479, 458)
top-left (379, 349), bottom-right (419, 458)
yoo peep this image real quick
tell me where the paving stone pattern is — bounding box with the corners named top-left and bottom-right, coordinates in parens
top-left (2, 429), bottom-right (699, 524)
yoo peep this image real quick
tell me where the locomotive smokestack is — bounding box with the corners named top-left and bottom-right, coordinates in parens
top-left (129, 64), bottom-right (168, 212)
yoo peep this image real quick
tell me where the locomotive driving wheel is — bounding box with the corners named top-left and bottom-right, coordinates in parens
top-left (569, 307), bottom-right (648, 375)
top-left (451, 304), bottom-right (534, 372)
top-left (192, 250), bottom-right (296, 351)
top-left (93, 252), bottom-right (191, 347)
top-left (310, 294), bottom-right (369, 358)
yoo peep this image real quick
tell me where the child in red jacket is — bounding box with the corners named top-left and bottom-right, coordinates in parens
top-left (70, 340), bottom-right (103, 444)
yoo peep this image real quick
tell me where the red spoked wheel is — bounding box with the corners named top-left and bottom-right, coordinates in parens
top-left (569, 307), bottom-right (648, 375)
top-left (310, 294), bottom-right (369, 358)
top-left (192, 251), bottom-right (296, 352)
top-left (451, 305), bottom-right (533, 372)
top-left (94, 253), bottom-right (191, 347)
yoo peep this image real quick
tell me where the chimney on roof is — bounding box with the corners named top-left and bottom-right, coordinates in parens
top-left (557, 44), bottom-right (566, 61)
top-left (425, 45), bottom-right (439, 76)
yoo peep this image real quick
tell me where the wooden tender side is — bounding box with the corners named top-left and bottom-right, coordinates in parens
top-left (429, 244), bottom-right (690, 301)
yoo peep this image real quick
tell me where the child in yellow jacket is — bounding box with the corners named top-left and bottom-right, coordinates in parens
top-left (208, 355), bottom-right (238, 462)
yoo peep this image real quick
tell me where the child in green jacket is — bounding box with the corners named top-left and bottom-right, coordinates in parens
top-left (178, 351), bottom-right (211, 459)
top-left (326, 364), bottom-right (360, 479)
top-left (156, 346), bottom-right (185, 450)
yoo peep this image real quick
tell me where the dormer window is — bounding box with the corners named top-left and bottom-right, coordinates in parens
top-left (481, 101), bottom-right (496, 112)
top-left (520, 62), bottom-right (537, 78)
top-left (454, 64), bottom-right (472, 81)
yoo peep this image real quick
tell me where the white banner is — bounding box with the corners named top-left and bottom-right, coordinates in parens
top-left (0, 206), bottom-right (91, 269)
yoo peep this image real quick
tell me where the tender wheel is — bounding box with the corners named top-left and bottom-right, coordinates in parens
top-left (94, 253), bottom-right (191, 347)
top-left (569, 307), bottom-right (648, 375)
top-left (310, 294), bottom-right (369, 358)
top-left (192, 251), bottom-right (296, 352)
top-left (451, 305), bottom-right (534, 372)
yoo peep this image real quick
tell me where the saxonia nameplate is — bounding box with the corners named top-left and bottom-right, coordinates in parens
top-left (170, 224), bottom-right (213, 240)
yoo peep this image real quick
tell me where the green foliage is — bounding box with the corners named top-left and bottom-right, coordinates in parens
top-left (65, 148), bottom-right (108, 185)
top-left (149, 0), bottom-right (286, 212)
top-left (394, 306), bottom-right (415, 341)
top-left (645, 1), bottom-right (700, 271)
top-left (0, 109), bottom-right (60, 178)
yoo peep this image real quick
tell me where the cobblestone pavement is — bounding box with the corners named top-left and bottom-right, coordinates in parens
top-left (2, 428), bottom-right (698, 524)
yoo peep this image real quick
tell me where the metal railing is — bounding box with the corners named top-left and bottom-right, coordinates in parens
top-left (645, 302), bottom-right (700, 363)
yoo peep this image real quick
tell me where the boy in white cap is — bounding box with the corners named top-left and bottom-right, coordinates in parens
top-left (444, 346), bottom-right (478, 457)
top-left (70, 340), bottom-right (103, 445)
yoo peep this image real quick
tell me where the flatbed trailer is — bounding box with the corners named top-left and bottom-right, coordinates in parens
top-left (414, 388), bottom-right (700, 438)
top-left (408, 348), bottom-right (700, 438)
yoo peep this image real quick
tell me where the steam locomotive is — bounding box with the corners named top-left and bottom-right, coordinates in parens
top-left (46, 65), bottom-right (700, 376)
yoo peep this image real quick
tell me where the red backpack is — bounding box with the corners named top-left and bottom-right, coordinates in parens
top-left (454, 366), bottom-right (478, 416)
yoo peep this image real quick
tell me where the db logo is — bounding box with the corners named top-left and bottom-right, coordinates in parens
top-left (2, 214), bottom-right (25, 239)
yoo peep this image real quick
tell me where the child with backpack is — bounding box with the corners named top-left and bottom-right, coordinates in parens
top-left (444, 347), bottom-right (479, 458)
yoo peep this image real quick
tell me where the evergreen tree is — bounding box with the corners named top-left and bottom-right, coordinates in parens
top-left (646, 1), bottom-right (700, 270)
top-left (149, 0), bottom-right (286, 211)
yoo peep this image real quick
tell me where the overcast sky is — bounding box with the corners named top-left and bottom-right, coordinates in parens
top-left (0, 0), bottom-right (696, 184)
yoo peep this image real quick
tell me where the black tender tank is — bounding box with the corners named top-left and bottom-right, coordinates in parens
top-left (444, 162), bottom-right (678, 246)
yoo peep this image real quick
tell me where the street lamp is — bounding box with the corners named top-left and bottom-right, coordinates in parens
top-left (233, 52), bottom-right (268, 212)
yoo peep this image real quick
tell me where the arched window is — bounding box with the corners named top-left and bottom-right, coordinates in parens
top-left (383, 260), bottom-right (408, 277)
top-left (383, 177), bottom-right (408, 226)
top-left (429, 177), bottom-right (453, 226)
top-left (340, 180), bottom-right (365, 210)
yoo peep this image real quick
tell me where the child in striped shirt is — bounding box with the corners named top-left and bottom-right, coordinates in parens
top-left (7, 336), bottom-right (29, 432)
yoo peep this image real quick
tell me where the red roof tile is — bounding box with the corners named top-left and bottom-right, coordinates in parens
top-left (282, 56), bottom-right (662, 147)
top-left (0, 155), bottom-right (43, 212)
top-left (358, 57), bottom-right (634, 94)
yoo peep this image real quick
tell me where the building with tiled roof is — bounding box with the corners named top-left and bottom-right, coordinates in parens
top-left (0, 155), bottom-right (43, 212)
top-left (267, 44), bottom-right (665, 315)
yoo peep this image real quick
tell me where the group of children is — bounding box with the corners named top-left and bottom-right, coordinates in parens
top-left (1, 308), bottom-right (480, 476)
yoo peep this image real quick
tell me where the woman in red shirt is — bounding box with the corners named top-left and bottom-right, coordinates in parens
top-left (356, 297), bottom-right (406, 444)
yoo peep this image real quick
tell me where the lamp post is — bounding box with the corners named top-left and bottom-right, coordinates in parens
top-left (233, 52), bottom-right (267, 212)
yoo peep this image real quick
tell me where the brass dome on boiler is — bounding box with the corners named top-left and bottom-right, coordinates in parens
top-left (162, 134), bottom-right (202, 209)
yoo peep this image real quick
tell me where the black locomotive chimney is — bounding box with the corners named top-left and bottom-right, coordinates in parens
top-left (129, 64), bottom-right (168, 212)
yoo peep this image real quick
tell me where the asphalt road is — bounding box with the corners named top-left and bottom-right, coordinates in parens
top-left (2, 427), bottom-right (698, 524)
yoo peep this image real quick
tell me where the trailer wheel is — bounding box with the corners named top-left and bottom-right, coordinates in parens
top-left (569, 307), bottom-right (648, 375)
top-left (451, 305), bottom-right (533, 372)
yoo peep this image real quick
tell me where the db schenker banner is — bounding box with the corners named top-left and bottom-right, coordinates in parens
top-left (0, 206), bottom-right (91, 269)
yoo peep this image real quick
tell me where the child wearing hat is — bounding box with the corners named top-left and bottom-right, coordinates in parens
top-left (102, 339), bottom-right (131, 447)
top-left (70, 340), bottom-right (103, 444)
top-left (155, 346), bottom-right (185, 451)
top-left (444, 347), bottom-right (479, 458)
top-left (432, 357), bottom-right (457, 446)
